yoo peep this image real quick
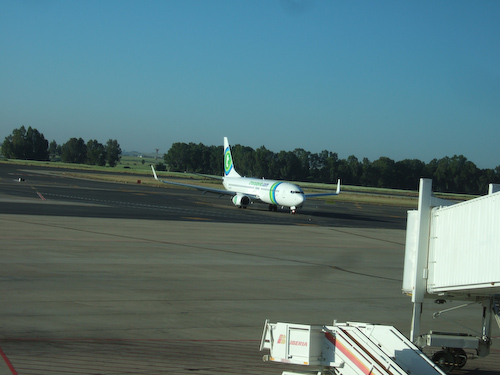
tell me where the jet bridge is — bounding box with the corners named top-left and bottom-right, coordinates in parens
top-left (402, 179), bottom-right (500, 372)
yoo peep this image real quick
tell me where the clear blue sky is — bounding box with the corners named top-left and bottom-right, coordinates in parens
top-left (1, 1), bottom-right (499, 168)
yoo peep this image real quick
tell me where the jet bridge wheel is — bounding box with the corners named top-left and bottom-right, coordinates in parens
top-left (432, 350), bottom-right (455, 373)
top-left (449, 348), bottom-right (467, 369)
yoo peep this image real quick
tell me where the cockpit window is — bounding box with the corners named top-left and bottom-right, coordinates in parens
top-left (291, 190), bottom-right (304, 194)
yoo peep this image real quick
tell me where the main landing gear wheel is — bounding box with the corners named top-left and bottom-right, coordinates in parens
top-left (268, 204), bottom-right (278, 212)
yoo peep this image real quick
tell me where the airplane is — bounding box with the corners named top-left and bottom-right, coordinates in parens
top-left (151, 137), bottom-right (340, 214)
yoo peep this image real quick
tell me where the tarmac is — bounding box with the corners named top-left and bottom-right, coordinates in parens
top-left (0, 214), bottom-right (498, 374)
top-left (0, 163), bottom-right (498, 373)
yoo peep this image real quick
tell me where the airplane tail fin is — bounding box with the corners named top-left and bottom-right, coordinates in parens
top-left (223, 137), bottom-right (241, 178)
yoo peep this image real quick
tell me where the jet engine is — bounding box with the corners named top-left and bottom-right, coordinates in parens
top-left (232, 194), bottom-right (251, 208)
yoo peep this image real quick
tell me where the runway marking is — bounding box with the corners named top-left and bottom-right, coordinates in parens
top-left (184, 217), bottom-right (213, 221)
top-left (0, 346), bottom-right (18, 375)
top-left (30, 186), bottom-right (47, 200)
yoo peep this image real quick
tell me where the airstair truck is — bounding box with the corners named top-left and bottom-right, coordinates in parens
top-left (260, 320), bottom-right (447, 374)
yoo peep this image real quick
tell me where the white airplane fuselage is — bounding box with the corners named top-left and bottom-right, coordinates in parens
top-left (222, 176), bottom-right (306, 211)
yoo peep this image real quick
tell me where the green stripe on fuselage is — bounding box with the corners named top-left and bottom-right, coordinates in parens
top-left (269, 181), bottom-right (282, 205)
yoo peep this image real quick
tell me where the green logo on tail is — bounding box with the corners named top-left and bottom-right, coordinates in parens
top-left (224, 148), bottom-right (233, 176)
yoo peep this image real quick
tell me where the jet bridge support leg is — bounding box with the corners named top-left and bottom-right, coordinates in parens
top-left (493, 294), bottom-right (500, 329)
top-left (410, 302), bottom-right (423, 344)
top-left (409, 178), bottom-right (433, 343)
top-left (478, 295), bottom-right (495, 357)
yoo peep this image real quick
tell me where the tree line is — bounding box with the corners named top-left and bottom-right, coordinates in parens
top-left (3, 126), bottom-right (497, 194)
top-left (1, 126), bottom-right (122, 167)
top-left (164, 142), bottom-right (500, 194)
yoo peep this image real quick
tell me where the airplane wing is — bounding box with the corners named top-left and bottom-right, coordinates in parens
top-left (190, 172), bottom-right (223, 180)
top-left (304, 179), bottom-right (341, 198)
top-left (151, 165), bottom-right (232, 196)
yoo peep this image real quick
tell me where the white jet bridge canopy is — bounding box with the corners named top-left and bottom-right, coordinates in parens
top-left (403, 180), bottom-right (500, 298)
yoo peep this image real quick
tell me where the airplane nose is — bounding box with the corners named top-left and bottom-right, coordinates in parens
top-left (297, 192), bottom-right (305, 207)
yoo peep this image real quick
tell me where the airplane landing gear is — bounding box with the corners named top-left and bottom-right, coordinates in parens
top-left (268, 204), bottom-right (278, 212)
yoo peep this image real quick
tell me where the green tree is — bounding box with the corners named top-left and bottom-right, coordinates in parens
top-left (449, 155), bottom-right (480, 194)
top-left (190, 143), bottom-right (208, 173)
top-left (321, 151), bottom-right (339, 183)
top-left (61, 138), bottom-right (87, 163)
top-left (105, 139), bottom-right (122, 167)
top-left (164, 142), bottom-right (189, 171)
top-left (49, 140), bottom-right (61, 159)
top-left (360, 157), bottom-right (376, 187)
top-left (308, 152), bottom-right (324, 181)
top-left (336, 159), bottom-right (350, 185)
top-left (292, 148), bottom-right (311, 181)
top-left (275, 150), bottom-right (299, 180)
top-left (254, 146), bottom-right (276, 178)
top-left (0, 130), bottom-right (19, 158)
top-left (230, 144), bottom-right (255, 177)
top-left (1, 126), bottom-right (49, 160)
top-left (479, 168), bottom-right (498, 194)
top-left (395, 159), bottom-right (426, 189)
top-left (155, 162), bottom-right (167, 171)
top-left (207, 145), bottom-right (223, 175)
top-left (25, 127), bottom-right (49, 160)
top-left (86, 140), bottom-right (107, 166)
top-left (2, 126), bottom-right (27, 158)
top-left (372, 157), bottom-right (396, 188)
top-left (346, 155), bottom-right (362, 185)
